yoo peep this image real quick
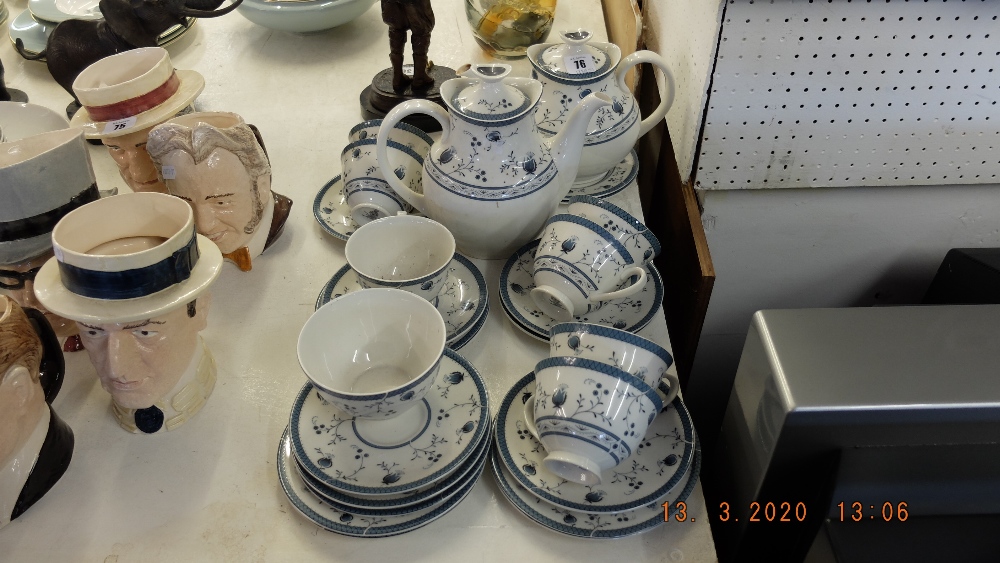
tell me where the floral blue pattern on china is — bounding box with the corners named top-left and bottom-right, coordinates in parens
top-left (294, 420), bottom-right (491, 516)
top-left (495, 372), bottom-right (694, 513)
top-left (560, 150), bottom-right (638, 203)
top-left (291, 349), bottom-right (489, 495)
top-left (527, 29), bottom-right (675, 186)
top-left (499, 239), bottom-right (664, 342)
top-left (277, 428), bottom-right (486, 537)
top-left (375, 62), bottom-right (611, 259)
top-left (567, 195), bottom-right (661, 264)
top-left (315, 254), bottom-right (488, 348)
top-left (313, 175), bottom-right (426, 242)
top-left (490, 444), bottom-right (701, 539)
top-left (294, 419), bottom-right (491, 512)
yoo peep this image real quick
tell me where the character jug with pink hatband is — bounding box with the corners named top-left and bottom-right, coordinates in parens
top-left (376, 63), bottom-right (610, 260)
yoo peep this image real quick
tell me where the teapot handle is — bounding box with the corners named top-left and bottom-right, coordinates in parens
top-left (376, 100), bottom-right (451, 214)
top-left (616, 50), bottom-right (676, 138)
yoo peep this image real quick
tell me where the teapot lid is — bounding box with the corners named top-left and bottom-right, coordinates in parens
top-left (450, 64), bottom-right (532, 122)
top-left (529, 29), bottom-right (617, 81)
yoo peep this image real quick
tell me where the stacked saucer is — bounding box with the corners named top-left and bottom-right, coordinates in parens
top-left (277, 348), bottom-right (492, 537)
top-left (315, 253), bottom-right (489, 351)
top-left (491, 372), bottom-right (698, 538)
top-left (498, 238), bottom-right (664, 341)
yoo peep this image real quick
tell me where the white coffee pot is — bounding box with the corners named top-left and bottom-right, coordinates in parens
top-left (376, 64), bottom-right (610, 260)
top-left (528, 29), bottom-right (675, 187)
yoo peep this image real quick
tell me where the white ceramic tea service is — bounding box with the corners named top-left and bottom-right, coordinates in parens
top-left (528, 29), bottom-right (676, 187)
top-left (345, 214), bottom-right (455, 302)
top-left (341, 134), bottom-right (425, 226)
top-left (376, 63), bottom-right (611, 259)
top-left (491, 369), bottom-right (698, 538)
top-left (285, 285), bottom-right (491, 536)
top-left (530, 213), bottom-right (649, 322)
top-left (297, 288), bottom-right (445, 423)
top-left (524, 355), bottom-right (662, 485)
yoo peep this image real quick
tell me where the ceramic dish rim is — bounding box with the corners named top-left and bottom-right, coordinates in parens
top-left (314, 253), bottom-right (489, 348)
top-left (495, 371), bottom-right (694, 513)
top-left (490, 439), bottom-right (701, 539)
top-left (278, 426), bottom-right (486, 537)
top-left (498, 238), bottom-right (664, 342)
top-left (295, 417), bottom-right (492, 514)
top-left (290, 348), bottom-right (490, 495)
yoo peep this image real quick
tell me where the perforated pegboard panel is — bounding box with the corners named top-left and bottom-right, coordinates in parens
top-left (645, 0), bottom-right (726, 185)
top-left (695, 0), bottom-right (1000, 190)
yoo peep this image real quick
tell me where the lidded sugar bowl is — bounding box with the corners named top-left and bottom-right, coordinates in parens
top-left (528, 29), bottom-right (676, 187)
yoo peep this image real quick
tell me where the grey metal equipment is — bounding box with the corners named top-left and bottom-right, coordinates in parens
top-left (709, 305), bottom-right (1000, 563)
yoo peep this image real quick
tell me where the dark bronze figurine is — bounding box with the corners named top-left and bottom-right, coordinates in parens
top-left (0, 58), bottom-right (29, 103)
top-left (381, 0), bottom-right (435, 92)
top-left (14, 0), bottom-right (243, 101)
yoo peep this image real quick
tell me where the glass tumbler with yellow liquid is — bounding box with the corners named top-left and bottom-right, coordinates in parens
top-left (466, 0), bottom-right (557, 59)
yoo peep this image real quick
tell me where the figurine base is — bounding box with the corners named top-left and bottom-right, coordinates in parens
top-left (360, 64), bottom-right (456, 133)
top-left (3, 88), bottom-right (28, 103)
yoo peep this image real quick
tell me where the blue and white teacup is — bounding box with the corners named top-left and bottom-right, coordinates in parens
top-left (566, 195), bottom-right (661, 265)
top-left (531, 213), bottom-right (647, 322)
top-left (297, 288), bottom-right (446, 421)
top-left (348, 118), bottom-right (434, 152)
top-left (549, 322), bottom-right (678, 404)
top-left (524, 356), bottom-right (663, 485)
top-left (341, 138), bottom-right (423, 226)
top-left (344, 215), bottom-right (455, 303)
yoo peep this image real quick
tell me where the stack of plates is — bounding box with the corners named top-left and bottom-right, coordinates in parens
top-left (491, 372), bottom-right (699, 539)
top-left (277, 348), bottom-right (492, 537)
top-left (9, 0), bottom-right (195, 59)
top-left (314, 253), bottom-right (490, 351)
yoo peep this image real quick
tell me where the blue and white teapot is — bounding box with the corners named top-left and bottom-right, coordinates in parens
top-left (528, 29), bottom-right (675, 187)
top-left (375, 64), bottom-right (610, 260)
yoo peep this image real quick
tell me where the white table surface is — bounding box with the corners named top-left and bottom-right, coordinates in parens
top-left (0, 0), bottom-right (717, 560)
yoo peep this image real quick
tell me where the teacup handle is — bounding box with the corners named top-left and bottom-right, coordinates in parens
top-left (376, 100), bottom-right (450, 215)
top-left (523, 395), bottom-right (541, 439)
top-left (587, 266), bottom-right (646, 303)
top-left (616, 50), bottom-right (676, 139)
top-left (656, 372), bottom-right (680, 408)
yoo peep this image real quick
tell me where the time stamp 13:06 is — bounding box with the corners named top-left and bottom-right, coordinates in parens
top-left (661, 501), bottom-right (910, 523)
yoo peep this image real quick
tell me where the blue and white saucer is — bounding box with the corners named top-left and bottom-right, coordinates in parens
top-left (491, 441), bottom-right (700, 539)
top-left (499, 239), bottom-right (664, 342)
top-left (494, 372), bottom-right (694, 514)
top-left (313, 175), bottom-right (355, 241)
top-left (313, 174), bottom-right (426, 242)
top-left (316, 254), bottom-right (488, 350)
top-left (290, 348), bottom-right (490, 496)
top-left (295, 418), bottom-right (491, 515)
top-left (564, 149), bottom-right (639, 203)
top-left (278, 427), bottom-right (486, 537)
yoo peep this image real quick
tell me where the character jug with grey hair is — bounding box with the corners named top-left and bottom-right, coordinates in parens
top-left (146, 111), bottom-right (292, 272)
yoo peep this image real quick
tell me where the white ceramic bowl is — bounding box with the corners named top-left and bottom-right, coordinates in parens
top-left (527, 356), bottom-right (662, 485)
top-left (549, 322), bottom-right (678, 403)
top-left (341, 138), bottom-right (423, 225)
top-left (0, 102), bottom-right (70, 142)
top-left (566, 195), bottom-right (661, 265)
top-left (344, 215), bottom-right (455, 302)
top-left (297, 288), bottom-right (446, 420)
top-left (236, 0), bottom-right (377, 33)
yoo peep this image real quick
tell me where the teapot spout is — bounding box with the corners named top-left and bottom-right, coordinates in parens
top-left (545, 92), bottom-right (612, 201)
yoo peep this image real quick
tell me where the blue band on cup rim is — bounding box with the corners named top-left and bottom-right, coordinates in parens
top-left (57, 228), bottom-right (200, 300)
